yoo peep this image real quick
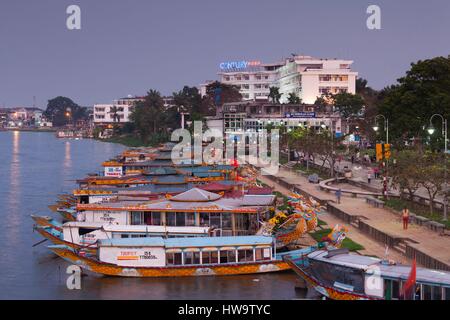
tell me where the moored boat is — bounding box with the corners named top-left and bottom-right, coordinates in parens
top-left (284, 248), bottom-right (450, 300)
top-left (49, 235), bottom-right (312, 277)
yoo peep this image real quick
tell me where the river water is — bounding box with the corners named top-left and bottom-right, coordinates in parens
top-left (0, 131), bottom-right (303, 300)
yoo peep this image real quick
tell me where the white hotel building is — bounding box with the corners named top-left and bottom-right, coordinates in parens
top-left (200, 55), bottom-right (358, 104)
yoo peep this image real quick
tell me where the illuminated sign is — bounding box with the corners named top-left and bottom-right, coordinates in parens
top-left (219, 60), bottom-right (261, 70)
top-left (284, 112), bottom-right (316, 118)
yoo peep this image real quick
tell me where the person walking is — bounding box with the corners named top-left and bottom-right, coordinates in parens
top-left (402, 207), bottom-right (410, 230)
top-left (335, 188), bottom-right (342, 204)
top-left (367, 171), bottom-right (372, 184)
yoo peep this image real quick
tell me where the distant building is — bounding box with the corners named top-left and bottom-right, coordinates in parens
top-left (94, 95), bottom-right (175, 126)
top-left (200, 55), bottom-right (358, 105)
top-left (206, 100), bottom-right (346, 146)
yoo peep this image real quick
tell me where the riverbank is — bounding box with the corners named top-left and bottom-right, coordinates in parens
top-left (0, 127), bottom-right (56, 132)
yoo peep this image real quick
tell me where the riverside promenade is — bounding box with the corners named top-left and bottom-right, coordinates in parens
top-left (254, 161), bottom-right (450, 271)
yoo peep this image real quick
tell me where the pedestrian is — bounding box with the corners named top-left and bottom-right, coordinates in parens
top-left (335, 188), bottom-right (342, 204)
top-left (351, 155), bottom-right (355, 164)
top-left (367, 171), bottom-right (372, 184)
top-left (374, 167), bottom-right (379, 179)
top-left (402, 207), bottom-right (410, 230)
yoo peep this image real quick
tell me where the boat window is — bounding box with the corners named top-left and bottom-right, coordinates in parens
top-left (202, 251), bottom-right (218, 264)
top-left (255, 248), bottom-right (271, 261)
top-left (222, 213), bottom-right (232, 229)
top-left (384, 280), bottom-right (392, 300)
top-left (166, 212), bottom-right (176, 226)
top-left (422, 284), bottom-right (432, 300)
top-left (220, 250), bottom-right (237, 264)
top-left (186, 213), bottom-right (195, 226)
top-left (176, 212), bottom-right (186, 226)
top-left (238, 249), bottom-right (254, 262)
top-left (131, 212), bottom-right (144, 225)
top-left (200, 213), bottom-right (210, 226)
top-left (144, 212), bottom-right (161, 225)
top-left (166, 252), bottom-right (182, 266)
top-left (121, 234), bottom-right (129, 238)
top-left (78, 228), bottom-right (97, 236)
top-left (183, 252), bottom-right (201, 265)
top-left (432, 286), bottom-right (442, 300)
top-left (445, 287), bottom-right (450, 300)
top-left (392, 280), bottom-right (400, 300)
top-left (210, 213), bottom-right (221, 229)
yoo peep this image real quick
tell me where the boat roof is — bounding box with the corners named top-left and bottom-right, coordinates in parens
top-left (170, 188), bottom-right (222, 202)
top-left (309, 250), bottom-right (450, 286)
top-left (63, 222), bottom-right (210, 234)
top-left (99, 235), bottom-right (273, 248)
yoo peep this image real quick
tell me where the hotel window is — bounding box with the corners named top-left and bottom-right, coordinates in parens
top-left (166, 252), bottom-right (182, 266)
top-left (238, 249), bottom-right (254, 262)
top-left (219, 250), bottom-right (236, 264)
top-left (255, 75), bottom-right (261, 80)
top-left (236, 76), bottom-right (242, 81)
top-left (224, 76), bottom-right (230, 81)
top-left (243, 75), bottom-right (249, 80)
top-left (202, 251), bottom-right (218, 264)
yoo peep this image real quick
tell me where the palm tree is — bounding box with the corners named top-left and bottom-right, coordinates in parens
top-left (109, 106), bottom-right (120, 123)
top-left (268, 87), bottom-right (281, 104)
top-left (287, 92), bottom-right (301, 104)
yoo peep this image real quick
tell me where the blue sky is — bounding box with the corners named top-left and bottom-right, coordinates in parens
top-left (1, 0), bottom-right (449, 107)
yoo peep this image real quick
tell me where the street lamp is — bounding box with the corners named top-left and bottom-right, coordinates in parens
top-left (373, 115), bottom-right (390, 199)
top-left (427, 114), bottom-right (448, 220)
top-left (373, 114), bottom-right (389, 144)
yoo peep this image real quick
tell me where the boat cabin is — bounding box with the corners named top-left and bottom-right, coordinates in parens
top-left (62, 221), bottom-right (212, 247)
top-left (97, 235), bottom-right (275, 268)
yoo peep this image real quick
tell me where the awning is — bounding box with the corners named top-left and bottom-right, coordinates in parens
top-left (201, 247), bottom-right (218, 252)
top-left (219, 247), bottom-right (237, 251)
top-left (166, 249), bottom-right (182, 253)
top-left (237, 246), bottom-right (254, 250)
top-left (183, 248), bottom-right (201, 252)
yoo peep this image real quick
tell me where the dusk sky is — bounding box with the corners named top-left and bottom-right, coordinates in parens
top-left (1, 0), bottom-right (449, 108)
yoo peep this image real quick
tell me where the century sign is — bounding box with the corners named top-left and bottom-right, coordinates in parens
top-left (219, 60), bottom-right (261, 70)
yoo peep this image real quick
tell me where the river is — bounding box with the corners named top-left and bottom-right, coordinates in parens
top-left (0, 131), bottom-right (303, 300)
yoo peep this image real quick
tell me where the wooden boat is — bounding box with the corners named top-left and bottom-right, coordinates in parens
top-left (284, 248), bottom-right (450, 300)
top-left (49, 235), bottom-right (310, 277)
top-left (31, 215), bottom-right (62, 230)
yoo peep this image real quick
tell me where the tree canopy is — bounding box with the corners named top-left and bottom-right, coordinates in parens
top-left (378, 56), bottom-right (450, 145)
top-left (44, 96), bottom-right (88, 126)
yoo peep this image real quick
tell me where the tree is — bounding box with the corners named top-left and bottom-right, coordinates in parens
top-left (44, 96), bottom-right (87, 127)
top-left (268, 87), bottom-right (281, 104)
top-left (313, 95), bottom-right (331, 113)
top-left (391, 149), bottom-right (424, 201)
top-left (129, 89), bottom-right (166, 143)
top-left (202, 81), bottom-right (242, 115)
top-left (287, 92), bottom-right (301, 104)
top-left (378, 56), bottom-right (450, 145)
top-left (332, 92), bottom-right (365, 120)
top-left (421, 154), bottom-right (446, 215)
top-left (172, 86), bottom-right (203, 124)
top-left (109, 106), bottom-right (120, 123)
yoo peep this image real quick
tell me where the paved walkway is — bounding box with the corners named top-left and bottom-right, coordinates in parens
top-left (256, 164), bottom-right (450, 268)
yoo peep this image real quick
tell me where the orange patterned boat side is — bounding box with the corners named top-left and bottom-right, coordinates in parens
top-left (50, 246), bottom-right (291, 278)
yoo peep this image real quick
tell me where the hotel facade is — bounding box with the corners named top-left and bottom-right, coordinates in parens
top-left (200, 55), bottom-right (358, 104)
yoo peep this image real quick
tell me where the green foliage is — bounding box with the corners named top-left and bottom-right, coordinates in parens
top-left (268, 86), bottom-right (281, 104)
top-left (287, 92), bottom-right (301, 104)
top-left (44, 96), bottom-right (88, 127)
top-left (378, 56), bottom-right (450, 145)
top-left (332, 92), bottom-right (365, 119)
top-left (203, 81), bottom-right (242, 111)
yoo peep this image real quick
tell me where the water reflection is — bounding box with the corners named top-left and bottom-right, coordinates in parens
top-left (6, 131), bottom-right (21, 245)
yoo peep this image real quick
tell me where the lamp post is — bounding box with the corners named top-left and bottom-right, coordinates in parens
top-left (427, 114), bottom-right (448, 221)
top-left (373, 115), bottom-right (389, 199)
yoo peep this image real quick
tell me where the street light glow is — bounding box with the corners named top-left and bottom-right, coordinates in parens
top-left (373, 125), bottom-right (379, 132)
top-left (427, 125), bottom-right (435, 135)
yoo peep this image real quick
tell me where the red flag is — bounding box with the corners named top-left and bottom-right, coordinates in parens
top-left (400, 258), bottom-right (417, 300)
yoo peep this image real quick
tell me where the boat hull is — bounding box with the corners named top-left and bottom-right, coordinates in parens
top-left (50, 246), bottom-right (291, 278)
top-left (36, 227), bottom-right (97, 254)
